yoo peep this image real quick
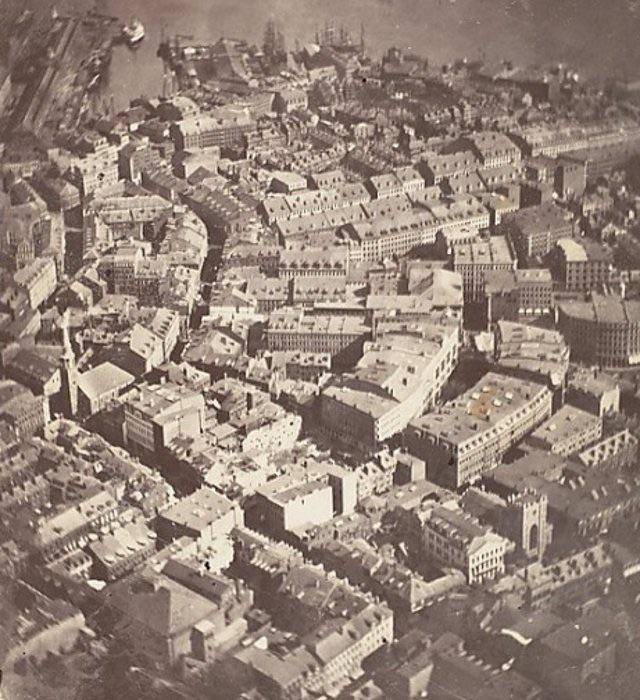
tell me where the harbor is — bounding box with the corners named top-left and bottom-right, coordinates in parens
top-left (4, 0), bottom-right (638, 133)
top-left (0, 4), bottom-right (155, 142)
top-left (99, 0), bottom-right (640, 112)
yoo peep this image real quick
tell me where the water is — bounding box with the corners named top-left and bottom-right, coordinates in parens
top-left (102, 0), bottom-right (640, 111)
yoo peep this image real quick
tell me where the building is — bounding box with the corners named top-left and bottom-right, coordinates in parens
top-left (551, 238), bottom-right (613, 292)
top-left (238, 402), bottom-right (302, 455)
top-left (162, 559), bottom-right (252, 661)
top-left (314, 538), bottom-right (454, 614)
top-left (379, 631), bottom-right (541, 700)
top-left (394, 165), bottom-right (425, 195)
top-left (368, 172), bottom-right (404, 199)
top-left (494, 320), bottom-right (570, 388)
top-left (265, 311), bottom-right (369, 366)
top-left (554, 157), bottom-right (587, 199)
top-left (13, 257), bottom-right (57, 310)
top-left (269, 170), bottom-right (307, 194)
top-left (557, 293), bottom-right (640, 368)
top-left (249, 472), bottom-right (335, 536)
top-left (518, 542), bottom-right (613, 609)
top-left (566, 368), bottom-right (620, 416)
top-left (452, 235), bottom-right (517, 302)
top-left (518, 606), bottom-right (616, 697)
top-left (0, 201), bottom-right (52, 271)
top-left (341, 210), bottom-right (439, 262)
top-left (278, 248), bottom-right (349, 279)
top-left (498, 489), bottom-right (552, 559)
top-left (465, 131), bottom-right (521, 167)
top-left (86, 194), bottom-right (172, 247)
top-left (576, 429), bottom-right (638, 472)
top-left (484, 268), bottom-right (554, 322)
top-left (88, 520), bottom-right (157, 581)
top-left (69, 139), bottom-right (120, 197)
top-left (487, 449), bottom-right (640, 539)
top-left (30, 491), bottom-right (119, 562)
top-left (0, 379), bottom-right (47, 438)
top-left (77, 362), bottom-right (135, 417)
top-left (274, 88), bottom-right (308, 113)
top-left (510, 120), bottom-right (640, 159)
top-left (514, 268), bottom-right (554, 314)
top-left (503, 202), bottom-right (573, 261)
top-left (320, 319), bottom-right (460, 450)
top-left (156, 487), bottom-right (244, 546)
top-left (181, 186), bottom-right (254, 239)
top-left (407, 373), bottom-right (552, 487)
top-left (108, 571), bottom-right (226, 665)
top-left (527, 404), bottom-right (602, 457)
top-left (273, 351), bottom-right (331, 382)
top-left (420, 504), bottom-right (509, 584)
top-left (421, 150), bottom-right (479, 185)
top-left (170, 107), bottom-right (255, 151)
top-left (2, 348), bottom-right (61, 399)
top-left (118, 140), bottom-right (163, 183)
top-left (123, 382), bottom-right (205, 455)
top-left (231, 545), bottom-right (394, 698)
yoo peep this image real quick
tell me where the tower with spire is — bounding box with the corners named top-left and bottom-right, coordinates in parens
top-left (59, 309), bottom-right (78, 417)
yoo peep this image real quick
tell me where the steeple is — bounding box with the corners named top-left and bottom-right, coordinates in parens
top-left (60, 309), bottom-right (78, 417)
top-left (62, 308), bottom-right (73, 360)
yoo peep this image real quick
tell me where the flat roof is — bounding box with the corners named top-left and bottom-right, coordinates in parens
top-left (160, 487), bottom-right (235, 532)
top-left (411, 372), bottom-right (550, 446)
top-left (529, 404), bottom-right (600, 449)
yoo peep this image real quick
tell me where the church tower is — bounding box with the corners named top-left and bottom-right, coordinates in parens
top-left (59, 309), bottom-right (78, 417)
top-left (510, 490), bottom-right (551, 560)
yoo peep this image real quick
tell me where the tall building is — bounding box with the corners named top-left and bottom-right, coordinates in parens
top-left (320, 318), bottom-right (460, 450)
top-left (557, 293), bottom-right (640, 368)
top-left (123, 382), bottom-right (205, 456)
top-left (502, 202), bottom-right (573, 261)
top-left (452, 235), bottom-right (517, 302)
top-left (170, 107), bottom-right (255, 151)
top-left (406, 372), bottom-right (552, 487)
top-left (551, 238), bottom-right (613, 293)
top-left (13, 257), bottom-right (57, 310)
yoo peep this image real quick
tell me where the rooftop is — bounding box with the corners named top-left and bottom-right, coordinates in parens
top-left (411, 372), bottom-right (550, 446)
top-left (78, 362), bottom-right (134, 401)
top-left (453, 235), bottom-right (515, 266)
top-left (529, 404), bottom-right (601, 451)
top-left (160, 487), bottom-right (236, 532)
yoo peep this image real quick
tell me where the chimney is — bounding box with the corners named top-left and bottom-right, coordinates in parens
top-left (246, 391), bottom-right (253, 412)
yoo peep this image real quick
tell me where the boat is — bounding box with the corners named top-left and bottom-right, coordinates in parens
top-left (122, 18), bottom-right (145, 45)
top-left (86, 49), bottom-right (111, 91)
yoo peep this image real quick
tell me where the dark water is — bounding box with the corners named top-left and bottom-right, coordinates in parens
top-left (103, 0), bottom-right (640, 111)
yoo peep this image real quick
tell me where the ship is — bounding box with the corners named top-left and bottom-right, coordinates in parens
top-left (86, 50), bottom-right (111, 92)
top-left (122, 18), bottom-right (145, 46)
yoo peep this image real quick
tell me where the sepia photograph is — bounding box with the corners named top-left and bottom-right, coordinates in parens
top-left (1, 0), bottom-right (640, 697)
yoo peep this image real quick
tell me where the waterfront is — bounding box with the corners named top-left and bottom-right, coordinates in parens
top-left (101, 0), bottom-right (640, 110)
